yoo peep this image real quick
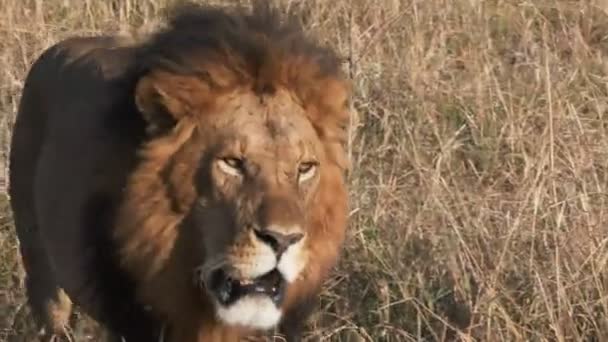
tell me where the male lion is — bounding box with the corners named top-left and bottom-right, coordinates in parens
top-left (8, 2), bottom-right (352, 342)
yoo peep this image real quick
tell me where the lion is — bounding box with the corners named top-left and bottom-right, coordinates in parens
top-left (8, 2), bottom-right (352, 341)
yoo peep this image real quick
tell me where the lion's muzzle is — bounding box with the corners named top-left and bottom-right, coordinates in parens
top-left (199, 226), bottom-right (305, 305)
top-left (192, 221), bottom-right (309, 329)
top-left (205, 226), bottom-right (304, 306)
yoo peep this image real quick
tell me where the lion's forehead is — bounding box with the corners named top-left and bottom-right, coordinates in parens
top-left (209, 89), bottom-right (321, 159)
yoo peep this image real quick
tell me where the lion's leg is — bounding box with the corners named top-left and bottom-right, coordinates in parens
top-left (94, 303), bottom-right (162, 342)
top-left (16, 225), bottom-right (73, 341)
top-left (9, 94), bottom-right (74, 340)
top-left (35, 289), bottom-right (74, 341)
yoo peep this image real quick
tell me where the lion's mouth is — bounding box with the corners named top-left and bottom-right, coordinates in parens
top-left (203, 268), bottom-right (286, 306)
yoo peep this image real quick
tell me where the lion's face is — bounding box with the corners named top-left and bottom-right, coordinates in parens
top-left (118, 13), bottom-right (351, 333)
top-left (172, 88), bottom-right (326, 328)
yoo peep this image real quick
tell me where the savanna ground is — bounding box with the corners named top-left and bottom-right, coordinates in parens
top-left (1, 0), bottom-right (608, 341)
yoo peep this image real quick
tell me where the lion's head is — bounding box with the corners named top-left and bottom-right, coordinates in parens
top-left (113, 2), bottom-right (351, 337)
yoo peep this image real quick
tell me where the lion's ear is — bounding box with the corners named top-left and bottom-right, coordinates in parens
top-left (134, 71), bottom-right (210, 135)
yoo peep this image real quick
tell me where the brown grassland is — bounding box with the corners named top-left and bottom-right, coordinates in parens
top-left (1, 0), bottom-right (608, 341)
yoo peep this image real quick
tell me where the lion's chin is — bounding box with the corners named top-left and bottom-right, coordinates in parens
top-left (215, 295), bottom-right (283, 329)
top-left (196, 267), bottom-right (287, 329)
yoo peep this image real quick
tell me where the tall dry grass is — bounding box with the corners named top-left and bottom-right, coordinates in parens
top-left (1, 0), bottom-right (608, 341)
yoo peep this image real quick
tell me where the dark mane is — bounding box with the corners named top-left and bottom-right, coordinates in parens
top-left (135, 1), bottom-right (344, 95)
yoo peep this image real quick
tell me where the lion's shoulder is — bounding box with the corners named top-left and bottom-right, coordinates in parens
top-left (28, 35), bottom-right (138, 88)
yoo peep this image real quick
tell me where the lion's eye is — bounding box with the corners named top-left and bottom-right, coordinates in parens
top-left (218, 157), bottom-right (244, 176)
top-left (298, 161), bottom-right (317, 182)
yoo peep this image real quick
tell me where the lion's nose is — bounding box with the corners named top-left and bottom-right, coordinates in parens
top-left (254, 227), bottom-right (304, 256)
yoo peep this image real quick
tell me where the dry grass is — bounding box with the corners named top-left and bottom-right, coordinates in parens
top-left (1, 0), bottom-right (608, 341)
